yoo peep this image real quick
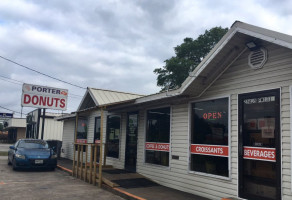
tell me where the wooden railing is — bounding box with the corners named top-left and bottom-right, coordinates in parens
top-left (72, 143), bottom-right (109, 187)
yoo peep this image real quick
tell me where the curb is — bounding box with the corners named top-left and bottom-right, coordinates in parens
top-left (57, 164), bottom-right (72, 174)
top-left (56, 164), bottom-right (146, 200)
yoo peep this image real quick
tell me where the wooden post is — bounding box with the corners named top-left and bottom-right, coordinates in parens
top-left (103, 143), bottom-right (107, 166)
top-left (93, 144), bottom-right (97, 186)
top-left (73, 144), bottom-right (76, 176)
top-left (98, 107), bottom-right (104, 188)
top-left (89, 145), bottom-right (93, 184)
top-left (72, 112), bottom-right (79, 176)
top-left (84, 145), bottom-right (88, 181)
top-left (77, 145), bottom-right (80, 178)
top-left (80, 144), bottom-right (84, 179)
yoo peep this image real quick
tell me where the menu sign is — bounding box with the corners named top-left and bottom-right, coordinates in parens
top-left (244, 96), bottom-right (275, 104)
top-left (76, 139), bottom-right (87, 143)
top-left (145, 142), bottom-right (170, 152)
top-left (191, 144), bottom-right (229, 157)
top-left (243, 146), bottom-right (276, 162)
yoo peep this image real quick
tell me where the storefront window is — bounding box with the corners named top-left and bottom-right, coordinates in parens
top-left (76, 118), bottom-right (88, 143)
top-left (94, 117), bottom-right (101, 143)
top-left (145, 107), bottom-right (170, 167)
top-left (106, 115), bottom-right (120, 158)
top-left (190, 98), bottom-right (229, 177)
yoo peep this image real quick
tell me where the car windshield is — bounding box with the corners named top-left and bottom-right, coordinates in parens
top-left (18, 140), bottom-right (48, 149)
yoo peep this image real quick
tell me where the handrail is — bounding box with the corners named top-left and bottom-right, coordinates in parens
top-left (72, 142), bottom-right (108, 187)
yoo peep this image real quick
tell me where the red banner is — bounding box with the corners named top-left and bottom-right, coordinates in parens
top-left (76, 139), bottom-right (87, 143)
top-left (95, 140), bottom-right (100, 144)
top-left (191, 144), bottom-right (229, 157)
top-left (145, 142), bottom-right (170, 152)
top-left (243, 146), bottom-right (276, 162)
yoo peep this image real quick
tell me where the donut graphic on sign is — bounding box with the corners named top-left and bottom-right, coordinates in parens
top-left (24, 85), bottom-right (31, 91)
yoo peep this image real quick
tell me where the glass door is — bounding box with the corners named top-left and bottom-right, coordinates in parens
top-left (125, 112), bottom-right (138, 172)
top-left (238, 89), bottom-right (281, 200)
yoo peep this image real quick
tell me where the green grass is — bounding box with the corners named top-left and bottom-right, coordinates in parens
top-left (0, 152), bottom-right (8, 156)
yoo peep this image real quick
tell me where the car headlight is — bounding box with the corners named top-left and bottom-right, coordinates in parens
top-left (15, 153), bottom-right (26, 159)
top-left (51, 154), bottom-right (57, 159)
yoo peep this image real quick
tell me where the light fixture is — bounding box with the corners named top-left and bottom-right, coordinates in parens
top-left (245, 41), bottom-right (258, 50)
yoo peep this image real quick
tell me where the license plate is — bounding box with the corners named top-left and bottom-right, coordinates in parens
top-left (35, 160), bottom-right (43, 164)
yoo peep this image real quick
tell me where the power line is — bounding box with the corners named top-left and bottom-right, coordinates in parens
top-left (0, 74), bottom-right (83, 98)
top-left (0, 105), bottom-right (27, 115)
top-left (0, 55), bottom-right (86, 90)
top-left (0, 77), bottom-right (22, 86)
top-left (0, 74), bottom-right (23, 84)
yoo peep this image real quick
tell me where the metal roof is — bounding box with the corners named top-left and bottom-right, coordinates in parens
top-left (77, 88), bottom-right (144, 111)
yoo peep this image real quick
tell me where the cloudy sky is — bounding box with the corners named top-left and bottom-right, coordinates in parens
top-left (0, 0), bottom-right (292, 117)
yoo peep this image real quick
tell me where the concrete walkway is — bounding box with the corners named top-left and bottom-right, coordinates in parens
top-left (57, 158), bottom-right (210, 200)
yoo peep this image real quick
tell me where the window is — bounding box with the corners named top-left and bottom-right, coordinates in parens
top-left (190, 97), bottom-right (229, 177)
top-left (94, 117), bottom-right (101, 143)
top-left (106, 115), bottom-right (120, 158)
top-left (18, 140), bottom-right (48, 149)
top-left (145, 107), bottom-right (170, 166)
top-left (76, 118), bottom-right (88, 143)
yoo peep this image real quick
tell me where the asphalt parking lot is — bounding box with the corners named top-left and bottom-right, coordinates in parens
top-left (0, 156), bottom-right (124, 200)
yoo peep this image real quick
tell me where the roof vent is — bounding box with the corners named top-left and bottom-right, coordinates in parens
top-left (248, 47), bottom-right (267, 70)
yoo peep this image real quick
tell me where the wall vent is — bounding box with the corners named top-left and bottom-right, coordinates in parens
top-left (248, 48), bottom-right (267, 69)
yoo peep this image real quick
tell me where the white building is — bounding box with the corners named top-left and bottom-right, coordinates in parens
top-left (3, 118), bottom-right (26, 142)
top-left (59, 21), bottom-right (292, 200)
top-left (26, 109), bottom-right (64, 141)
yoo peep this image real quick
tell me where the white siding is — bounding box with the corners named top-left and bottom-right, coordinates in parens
top-left (61, 119), bottom-right (75, 160)
top-left (39, 118), bottom-right (63, 140)
top-left (135, 43), bottom-right (292, 199)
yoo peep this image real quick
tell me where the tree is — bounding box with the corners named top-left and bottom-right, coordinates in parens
top-left (154, 27), bottom-right (228, 91)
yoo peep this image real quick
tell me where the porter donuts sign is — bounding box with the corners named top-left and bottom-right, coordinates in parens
top-left (21, 83), bottom-right (68, 111)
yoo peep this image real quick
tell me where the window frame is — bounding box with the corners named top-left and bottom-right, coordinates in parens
top-left (76, 117), bottom-right (88, 144)
top-left (143, 106), bottom-right (172, 169)
top-left (93, 116), bottom-right (101, 143)
top-left (188, 96), bottom-right (231, 180)
top-left (106, 114), bottom-right (121, 159)
top-left (290, 85), bottom-right (292, 192)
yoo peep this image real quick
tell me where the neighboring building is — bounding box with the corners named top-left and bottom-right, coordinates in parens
top-left (56, 113), bottom-right (76, 160)
top-left (56, 88), bottom-right (144, 161)
top-left (3, 118), bottom-right (26, 142)
top-left (0, 112), bottom-right (14, 130)
top-left (26, 109), bottom-right (64, 141)
top-left (59, 21), bottom-right (292, 200)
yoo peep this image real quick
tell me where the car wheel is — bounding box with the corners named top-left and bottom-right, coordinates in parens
top-left (12, 158), bottom-right (18, 171)
top-left (50, 167), bottom-right (56, 171)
